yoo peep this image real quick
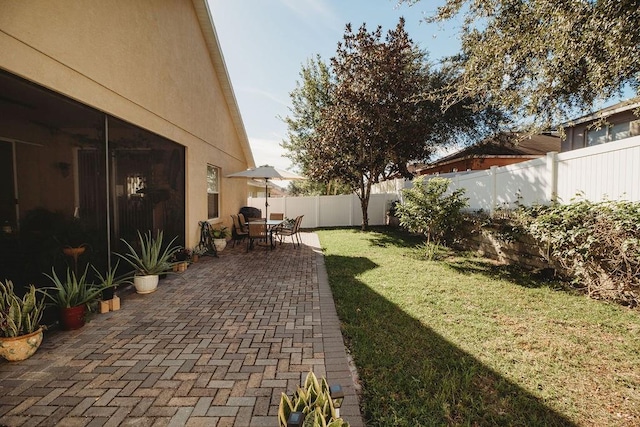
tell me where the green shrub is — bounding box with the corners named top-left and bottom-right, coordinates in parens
top-left (396, 177), bottom-right (468, 245)
top-left (515, 199), bottom-right (640, 306)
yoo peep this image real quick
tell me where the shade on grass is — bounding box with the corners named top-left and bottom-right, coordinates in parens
top-left (318, 227), bottom-right (640, 427)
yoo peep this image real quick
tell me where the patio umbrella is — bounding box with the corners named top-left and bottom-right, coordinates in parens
top-left (226, 165), bottom-right (306, 219)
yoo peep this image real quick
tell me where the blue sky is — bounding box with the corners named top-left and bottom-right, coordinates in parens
top-left (207, 0), bottom-right (461, 172)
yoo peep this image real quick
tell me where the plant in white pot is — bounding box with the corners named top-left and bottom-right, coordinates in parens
top-left (0, 280), bottom-right (46, 361)
top-left (210, 225), bottom-right (229, 252)
top-left (116, 230), bottom-right (180, 294)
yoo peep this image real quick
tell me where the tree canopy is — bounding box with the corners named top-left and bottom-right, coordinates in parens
top-left (401, 0), bottom-right (640, 128)
top-left (281, 18), bottom-right (502, 229)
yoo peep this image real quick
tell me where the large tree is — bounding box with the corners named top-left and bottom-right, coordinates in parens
top-left (281, 55), bottom-right (333, 182)
top-left (281, 57), bottom-right (351, 196)
top-left (402, 0), bottom-right (640, 128)
top-left (282, 19), bottom-right (501, 230)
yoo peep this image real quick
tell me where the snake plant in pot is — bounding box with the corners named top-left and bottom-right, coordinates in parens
top-left (116, 230), bottom-right (180, 294)
top-left (0, 280), bottom-right (46, 361)
top-left (278, 370), bottom-right (349, 427)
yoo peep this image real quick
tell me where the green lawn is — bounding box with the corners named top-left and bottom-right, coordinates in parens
top-left (317, 227), bottom-right (640, 427)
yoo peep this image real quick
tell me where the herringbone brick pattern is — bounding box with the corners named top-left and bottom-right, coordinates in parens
top-left (0, 233), bottom-right (363, 427)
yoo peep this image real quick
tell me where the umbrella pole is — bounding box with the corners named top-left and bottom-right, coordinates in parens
top-left (265, 179), bottom-right (269, 220)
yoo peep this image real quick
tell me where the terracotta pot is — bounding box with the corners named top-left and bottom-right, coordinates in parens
top-left (0, 328), bottom-right (44, 361)
top-left (192, 254), bottom-right (199, 263)
top-left (61, 305), bottom-right (86, 330)
top-left (133, 275), bottom-right (159, 294)
top-left (62, 246), bottom-right (86, 258)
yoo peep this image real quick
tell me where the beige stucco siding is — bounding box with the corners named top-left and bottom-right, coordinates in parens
top-left (0, 0), bottom-right (254, 245)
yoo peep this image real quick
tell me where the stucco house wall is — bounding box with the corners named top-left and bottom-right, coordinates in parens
top-left (0, 0), bottom-right (253, 246)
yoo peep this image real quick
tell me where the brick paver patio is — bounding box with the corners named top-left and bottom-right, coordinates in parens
top-left (0, 232), bottom-right (364, 426)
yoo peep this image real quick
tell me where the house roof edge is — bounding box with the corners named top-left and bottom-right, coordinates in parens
top-left (192, 0), bottom-right (255, 169)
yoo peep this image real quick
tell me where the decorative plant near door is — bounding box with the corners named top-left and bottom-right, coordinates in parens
top-left (0, 280), bottom-right (46, 361)
top-left (41, 264), bottom-right (116, 330)
top-left (91, 260), bottom-right (132, 295)
top-left (115, 230), bottom-right (180, 294)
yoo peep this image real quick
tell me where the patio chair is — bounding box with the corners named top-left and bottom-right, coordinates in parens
top-left (274, 215), bottom-right (304, 248)
top-left (230, 214), bottom-right (248, 247)
top-left (247, 221), bottom-right (268, 252)
top-left (269, 212), bottom-right (284, 220)
top-left (237, 212), bottom-right (248, 231)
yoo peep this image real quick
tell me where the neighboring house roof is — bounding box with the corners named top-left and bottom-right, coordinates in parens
top-left (194, 0), bottom-right (254, 168)
top-left (414, 132), bottom-right (560, 174)
top-left (248, 180), bottom-right (287, 197)
top-left (562, 96), bottom-right (640, 127)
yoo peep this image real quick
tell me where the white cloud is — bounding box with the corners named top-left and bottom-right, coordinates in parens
top-left (279, 0), bottom-right (343, 35)
top-left (280, 0), bottom-right (333, 20)
top-left (249, 137), bottom-right (294, 171)
top-left (240, 86), bottom-right (289, 108)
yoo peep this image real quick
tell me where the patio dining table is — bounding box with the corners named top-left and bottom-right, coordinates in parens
top-left (248, 219), bottom-right (284, 249)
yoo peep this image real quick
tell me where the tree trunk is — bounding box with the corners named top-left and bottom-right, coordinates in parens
top-left (360, 196), bottom-right (369, 231)
top-left (358, 179), bottom-right (372, 231)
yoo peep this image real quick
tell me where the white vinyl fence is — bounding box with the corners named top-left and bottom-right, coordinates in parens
top-left (246, 193), bottom-right (399, 229)
top-left (375, 135), bottom-right (640, 214)
top-left (246, 135), bottom-right (640, 227)
top-left (445, 135), bottom-right (640, 213)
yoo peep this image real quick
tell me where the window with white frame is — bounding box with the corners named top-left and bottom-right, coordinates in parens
top-left (207, 164), bottom-right (220, 219)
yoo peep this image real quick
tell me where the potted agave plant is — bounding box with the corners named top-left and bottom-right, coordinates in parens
top-left (0, 280), bottom-right (46, 361)
top-left (116, 230), bottom-right (180, 294)
top-left (42, 264), bottom-right (116, 330)
top-left (93, 260), bottom-right (131, 312)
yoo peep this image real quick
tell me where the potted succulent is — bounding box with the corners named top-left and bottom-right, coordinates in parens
top-left (42, 264), bottom-right (115, 330)
top-left (172, 247), bottom-right (191, 272)
top-left (116, 230), bottom-right (180, 294)
top-left (210, 225), bottom-right (229, 252)
top-left (191, 246), bottom-right (206, 263)
top-left (0, 280), bottom-right (46, 361)
top-left (93, 261), bottom-right (131, 312)
top-left (278, 371), bottom-right (349, 427)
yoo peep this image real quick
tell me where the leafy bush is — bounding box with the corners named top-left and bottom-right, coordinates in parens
top-left (515, 200), bottom-right (640, 306)
top-left (396, 177), bottom-right (468, 245)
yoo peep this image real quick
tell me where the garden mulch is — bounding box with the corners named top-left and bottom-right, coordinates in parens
top-left (0, 232), bottom-right (363, 427)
